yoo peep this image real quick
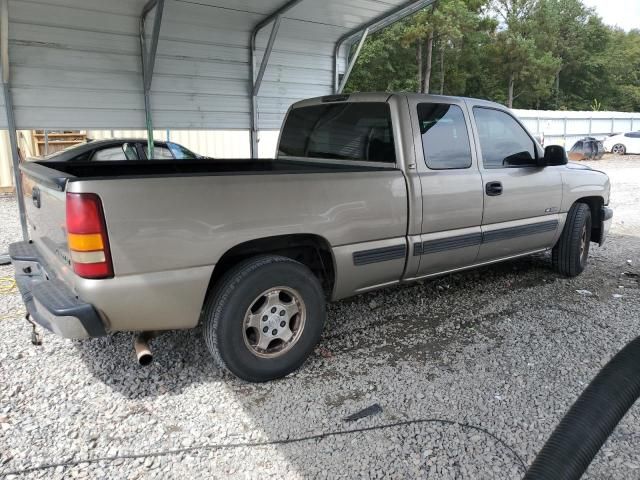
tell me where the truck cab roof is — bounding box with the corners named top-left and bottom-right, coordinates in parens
top-left (291, 92), bottom-right (507, 110)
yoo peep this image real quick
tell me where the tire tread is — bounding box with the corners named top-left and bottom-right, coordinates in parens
top-left (552, 203), bottom-right (591, 277)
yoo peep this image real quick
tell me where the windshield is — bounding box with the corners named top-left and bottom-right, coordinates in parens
top-left (168, 142), bottom-right (199, 159)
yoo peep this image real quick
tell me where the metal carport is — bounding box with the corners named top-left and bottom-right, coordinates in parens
top-left (0, 0), bottom-right (433, 254)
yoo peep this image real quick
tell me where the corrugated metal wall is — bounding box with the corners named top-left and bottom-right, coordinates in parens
top-left (3, 0), bottom-right (388, 131)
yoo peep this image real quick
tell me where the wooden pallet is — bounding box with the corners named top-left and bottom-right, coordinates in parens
top-left (33, 131), bottom-right (87, 156)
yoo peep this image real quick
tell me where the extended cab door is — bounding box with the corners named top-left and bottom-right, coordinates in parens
top-left (406, 96), bottom-right (484, 277)
top-left (469, 104), bottom-right (562, 262)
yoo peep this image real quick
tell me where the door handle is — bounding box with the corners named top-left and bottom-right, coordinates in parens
top-left (485, 181), bottom-right (503, 196)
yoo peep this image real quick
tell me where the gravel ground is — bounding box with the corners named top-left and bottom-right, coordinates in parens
top-left (1, 155), bottom-right (639, 479)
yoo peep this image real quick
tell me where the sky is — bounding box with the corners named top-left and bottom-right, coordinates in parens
top-left (583, 0), bottom-right (640, 31)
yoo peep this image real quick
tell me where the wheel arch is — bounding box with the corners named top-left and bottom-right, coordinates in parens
top-left (575, 196), bottom-right (604, 243)
top-left (207, 234), bottom-right (336, 299)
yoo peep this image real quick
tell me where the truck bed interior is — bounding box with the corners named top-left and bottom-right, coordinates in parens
top-left (36, 159), bottom-right (393, 180)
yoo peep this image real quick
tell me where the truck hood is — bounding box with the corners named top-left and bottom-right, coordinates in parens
top-left (567, 162), bottom-right (592, 170)
top-left (567, 162), bottom-right (607, 176)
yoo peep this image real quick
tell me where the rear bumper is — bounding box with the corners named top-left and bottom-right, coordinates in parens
top-left (8, 241), bottom-right (107, 339)
top-left (600, 206), bottom-right (613, 246)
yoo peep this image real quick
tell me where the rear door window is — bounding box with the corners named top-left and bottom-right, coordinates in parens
top-left (278, 102), bottom-right (396, 163)
top-left (417, 103), bottom-right (472, 169)
top-left (143, 145), bottom-right (174, 159)
top-left (91, 146), bottom-right (127, 161)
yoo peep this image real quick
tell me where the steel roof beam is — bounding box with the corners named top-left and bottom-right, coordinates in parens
top-left (249, 0), bottom-right (305, 158)
top-left (333, 0), bottom-right (435, 93)
top-left (140, 0), bottom-right (165, 158)
top-left (1, 0), bottom-right (29, 241)
top-left (336, 27), bottom-right (369, 94)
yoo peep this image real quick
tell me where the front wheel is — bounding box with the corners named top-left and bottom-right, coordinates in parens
top-left (202, 255), bottom-right (326, 382)
top-left (552, 203), bottom-right (592, 277)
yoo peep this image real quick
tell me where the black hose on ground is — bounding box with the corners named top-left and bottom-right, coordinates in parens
top-left (524, 336), bottom-right (640, 480)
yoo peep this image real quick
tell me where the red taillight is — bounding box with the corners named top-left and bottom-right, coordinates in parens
top-left (66, 193), bottom-right (113, 279)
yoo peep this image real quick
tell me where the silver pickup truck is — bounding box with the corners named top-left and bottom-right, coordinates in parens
top-left (10, 93), bottom-right (612, 382)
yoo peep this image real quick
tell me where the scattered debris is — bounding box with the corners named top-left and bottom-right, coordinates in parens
top-left (316, 346), bottom-right (333, 359)
top-left (344, 403), bottom-right (383, 422)
top-left (576, 289), bottom-right (594, 296)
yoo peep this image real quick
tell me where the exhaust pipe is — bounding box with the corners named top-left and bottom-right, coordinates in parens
top-left (134, 333), bottom-right (153, 366)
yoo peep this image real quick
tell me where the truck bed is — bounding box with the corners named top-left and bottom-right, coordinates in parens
top-left (37, 158), bottom-right (393, 181)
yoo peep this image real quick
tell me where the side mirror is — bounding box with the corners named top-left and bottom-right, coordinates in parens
top-left (503, 151), bottom-right (538, 167)
top-left (543, 145), bottom-right (568, 166)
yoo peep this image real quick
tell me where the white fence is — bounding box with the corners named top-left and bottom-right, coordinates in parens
top-left (1, 109), bottom-right (639, 190)
top-left (514, 109), bottom-right (640, 148)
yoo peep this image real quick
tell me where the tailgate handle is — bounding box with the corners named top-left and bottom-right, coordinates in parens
top-left (32, 186), bottom-right (41, 208)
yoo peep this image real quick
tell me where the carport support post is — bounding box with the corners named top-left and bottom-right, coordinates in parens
top-left (249, 0), bottom-right (305, 158)
top-left (337, 28), bottom-right (369, 94)
top-left (250, 16), bottom-right (282, 158)
top-left (1, 0), bottom-right (28, 242)
top-left (333, 0), bottom-right (435, 93)
top-left (139, 0), bottom-right (164, 158)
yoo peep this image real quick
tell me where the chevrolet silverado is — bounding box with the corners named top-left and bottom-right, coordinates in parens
top-left (9, 93), bottom-right (612, 382)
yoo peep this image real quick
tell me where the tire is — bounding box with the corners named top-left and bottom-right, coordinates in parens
top-left (612, 144), bottom-right (626, 155)
top-left (552, 203), bottom-right (592, 277)
top-left (202, 255), bottom-right (326, 382)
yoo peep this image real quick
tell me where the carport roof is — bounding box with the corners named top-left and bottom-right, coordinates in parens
top-left (0, 0), bottom-right (432, 132)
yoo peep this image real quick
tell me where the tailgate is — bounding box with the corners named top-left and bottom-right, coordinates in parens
top-left (20, 161), bottom-right (74, 280)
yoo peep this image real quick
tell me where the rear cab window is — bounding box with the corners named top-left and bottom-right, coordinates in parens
top-left (278, 102), bottom-right (396, 163)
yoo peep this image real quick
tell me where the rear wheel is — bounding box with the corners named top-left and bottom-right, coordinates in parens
top-left (612, 144), bottom-right (626, 155)
top-left (552, 203), bottom-right (592, 277)
top-left (202, 255), bottom-right (326, 382)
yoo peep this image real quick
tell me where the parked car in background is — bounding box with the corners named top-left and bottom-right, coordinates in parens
top-left (603, 131), bottom-right (640, 155)
top-left (568, 137), bottom-right (605, 161)
top-left (37, 138), bottom-right (204, 162)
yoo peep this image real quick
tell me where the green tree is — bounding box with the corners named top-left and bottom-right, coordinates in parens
top-left (490, 0), bottom-right (560, 107)
top-left (345, 0), bottom-right (640, 113)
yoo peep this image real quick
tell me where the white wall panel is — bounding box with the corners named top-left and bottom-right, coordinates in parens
top-left (514, 109), bottom-right (640, 147)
